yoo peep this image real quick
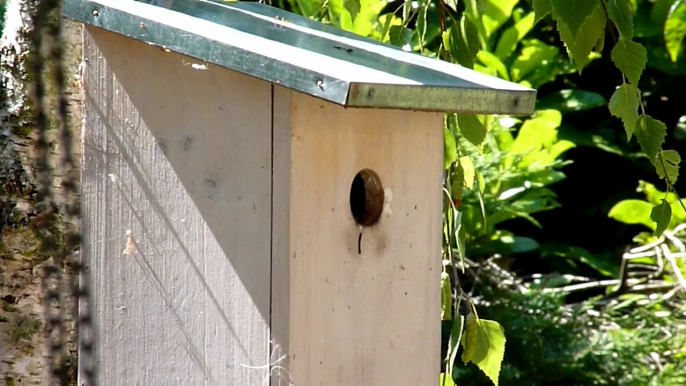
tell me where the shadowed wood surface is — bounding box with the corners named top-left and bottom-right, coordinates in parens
top-left (81, 26), bottom-right (271, 385)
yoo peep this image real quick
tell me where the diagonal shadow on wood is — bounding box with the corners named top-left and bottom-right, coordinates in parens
top-left (81, 27), bottom-right (272, 385)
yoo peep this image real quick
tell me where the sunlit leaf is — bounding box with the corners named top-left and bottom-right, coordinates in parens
top-left (608, 83), bottom-right (640, 140)
top-left (461, 313), bottom-right (506, 386)
top-left (452, 167), bottom-right (465, 206)
top-left (458, 114), bottom-right (487, 146)
top-left (447, 312), bottom-right (464, 374)
top-left (654, 149), bottom-right (681, 185)
top-left (611, 38), bottom-right (647, 85)
top-left (441, 272), bottom-right (452, 320)
top-left (509, 110), bottom-right (562, 163)
top-left (460, 155), bottom-right (476, 190)
top-left (329, 0), bottom-right (387, 36)
top-left (551, 0), bottom-right (600, 39)
top-left (634, 114), bottom-right (667, 162)
top-left (664, 0), bottom-right (686, 62)
top-left (608, 199), bottom-right (655, 229)
top-left (651, 200), bottom-right (672, 236)
top-left (476, 51), bottom-right (510, 80)
top-left (439, 373), bottom-right (457, 386)
top-left (444, 127), bottom-right (458, 169)
top-left (416, 0), bottom-right (430, 49)
top-left (608, 0), bottom-right (634, 39)
top-left (495, 12), bottom-right (535, 60)
top-left (482, 0), bottom-right (519, 38)
top-left (511, 39), bottom-right (559, 81)
top-left (344, 0), bottom-right (361, 21)
top-left (554, 1), bottom-right (606, 71)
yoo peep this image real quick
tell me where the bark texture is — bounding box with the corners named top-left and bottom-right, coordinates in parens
top-left (1, 1), bottom-right (83, 383)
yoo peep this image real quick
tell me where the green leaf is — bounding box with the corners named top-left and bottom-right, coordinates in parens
top-left (463, 0), bottom-right (488, 47)
top-left (511, 39), bottom-right (560, 81)
top-left (458, 114), bottom-right (487, 146)
top-left (611, 38), bottom-right (647, 85)
top-left (651, 199), bottom-right (672, 236)
top-left (462, 15), bottom-right (481, 58)
top-left (651, 0), bottom-right (677, 25)
top-left (477, 172), bottom-right (485, 194)
top-left (439, 373), bottom-right (457, 386)
top-left (442, 16), bottom-right (480, 68)
top-left (508, 109), bottom-right (562, 164)
top-left (344, 0), bottom-right (361, 22)
top-left (665, 0), bottom-right (686, 62)
top-left (608, 0), bottom-right (634, 39)
top-left (460, 155), bottom-right (476, 190)
top-left (461, 313), bottom-right (506, 386)
top-left (476, 51), bottom-right (510, 80)
top-left (655, 149), bottom-right (681, 185)
top-left (555, 2), bottom-right (607, 71)
top-left (634, 114), bottom-right (667, 162)
top-left (594, 27), bottom-right (606, 52)
top-left (378, 14), bottom-right (397, 42)
top-left (537, 89), bottom-right (607, 112)
top-left (444, 127), bottom-right (458, 169)
top-left (390, 25), bottom-right (414, 47)
top-left (495, 12), bottom-right (535, 60)
top-left (447, 313), bottom-right (464, 375)
top-left (608, 83), bottom-right (640, 140)
top-left (533, 0), bottom-right (553, 24)
top-left (441, 272), bottom-right (452, 320)
top-left (608, 199), bottom-right (655, 229)
top-left (403, 0), bottom-right (412, 22)
top-left (551, 0), bottom-right (600, 39)
top-left (482, 0), bottom-right (520, 38)
top-left (452, 164), bottom-right (465, 201)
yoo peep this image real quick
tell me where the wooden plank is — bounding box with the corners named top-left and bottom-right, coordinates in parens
top-left (270, 85), bottom-right (292, 386)
top-left (81, 26), bottom-right (272, 385)
top-left (279, 92), bottom-right (444, 385)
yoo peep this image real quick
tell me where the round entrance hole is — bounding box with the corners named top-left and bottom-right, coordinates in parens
top-left (349, 169), bottom-right (384, 227)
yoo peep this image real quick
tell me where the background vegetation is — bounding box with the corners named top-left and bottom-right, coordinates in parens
top-left (263, 0), bottom-right (686, 384)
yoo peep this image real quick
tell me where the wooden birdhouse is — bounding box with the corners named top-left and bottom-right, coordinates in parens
top-left (63, 0), bottom-right (535, 385)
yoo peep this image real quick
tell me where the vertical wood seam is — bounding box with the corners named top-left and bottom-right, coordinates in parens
top-left (268, 83), bottom-right (275, 386)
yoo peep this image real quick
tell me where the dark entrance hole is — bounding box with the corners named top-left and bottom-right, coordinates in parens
top-left (349, 168), bottom-right (384, 227)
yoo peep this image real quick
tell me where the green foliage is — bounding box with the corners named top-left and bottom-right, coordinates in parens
top-left (650, 199), bottom-right (671, 236)
top-left (452, 289), bottom-right (686, 386)
top-left (609, 83), bottom-right (639, 139)
top-left (664, 0), bottom-right (686, 62)
top-left (609, 199), bottom-right (655, 229)
top-left (461, 312), bottom-right (506, 386)
top-left (276, 0), bottom-right (686, 384)
top-left (635, 114), bottom-right (666, 162)
top-left (0, 0), bottom-right (6, 33)
top-left (610, 181), bottom-right (686, 231)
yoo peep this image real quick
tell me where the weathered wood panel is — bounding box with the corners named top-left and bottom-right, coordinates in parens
top-left (270, 85), bottom-right (292, 386)
top-left (81, 27), bottom-right (271, 385)
top-left (275, 92), bottom-right (444, 385)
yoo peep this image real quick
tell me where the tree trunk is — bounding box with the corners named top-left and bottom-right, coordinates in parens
top-left (1, 0), bottom-right (83, 383)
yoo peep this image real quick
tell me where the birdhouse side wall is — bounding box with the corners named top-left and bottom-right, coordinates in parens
top-left (81, 27), bottom-right (272, 385)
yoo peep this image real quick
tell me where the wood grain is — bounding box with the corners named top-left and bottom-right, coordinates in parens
top-left (82, 26), bottom-right (271, 385)
top-left (274, 91), bottom-right (444, 385)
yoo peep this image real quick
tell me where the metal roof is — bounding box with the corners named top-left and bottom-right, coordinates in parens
top-left (63, 0), bottom-right (537, 115)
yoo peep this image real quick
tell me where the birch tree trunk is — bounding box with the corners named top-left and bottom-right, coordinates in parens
top-left (1, 0), bottom-right (83, 383)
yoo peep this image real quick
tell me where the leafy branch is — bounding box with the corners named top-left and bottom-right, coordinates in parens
top-left (534, 0), bottom-right (683, 235)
